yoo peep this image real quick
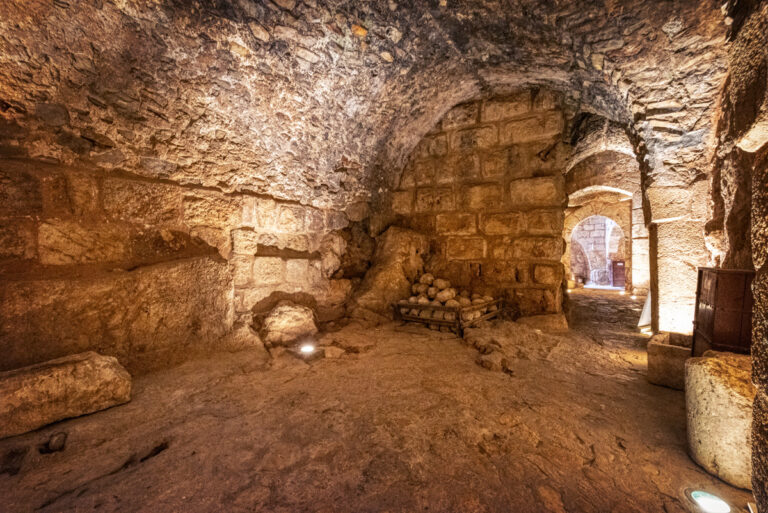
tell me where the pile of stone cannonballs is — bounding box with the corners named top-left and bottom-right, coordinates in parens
top-left (400, 273), bottom-right (497, 330)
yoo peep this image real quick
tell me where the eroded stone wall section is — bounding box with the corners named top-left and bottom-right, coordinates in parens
top-left (713, 1), bottom-right (768, 506)
top-left (389, 91), bottom-right (568, 315)
top-left (0, 158), bottom-right (356, 372)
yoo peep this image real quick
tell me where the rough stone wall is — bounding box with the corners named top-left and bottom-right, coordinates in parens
top-left (0, 159), bottom-right (234, 373)
top-left (714, 1), bottom-right (768, 506)
top-left (389, 91), bottom-right (568, 315)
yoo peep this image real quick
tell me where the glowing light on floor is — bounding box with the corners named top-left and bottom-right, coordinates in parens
top-left (689, 491), bottom-right (731, 513)
top-left (299, 343), bottom-right (315, 354)
top-left (619, 290), bottom-right (626, 295)
top-left (630, 295), bottom-right (637, 300)
top-left (566, 289), bottom-right (572, 294)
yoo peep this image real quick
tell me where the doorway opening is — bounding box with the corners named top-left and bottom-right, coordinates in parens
top-left (569, 215), bottom-right (627, 290)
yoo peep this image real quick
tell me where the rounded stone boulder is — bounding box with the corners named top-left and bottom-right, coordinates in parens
top-left (262, 301), bottom-right (318, 346)
top-left (435, 288), bottom-right (456, 303)
top-left (434, 278), bottom-right (451, 290)
top-left (419, 273), bottom-right (434, 285)
top-left (686, 351), bottom-right (755, 490)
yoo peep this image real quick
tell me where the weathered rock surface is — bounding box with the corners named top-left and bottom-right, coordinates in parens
top-left (647, 333), bottom-right (689, 390)
top-left (686, 351), bottom-right (755, 490)
top-left (261, 301), bottom-right (318, 346)
top-left (349, 227), bottom-right (428, 320)
top-left (0, 352), bottom-right (131, 439)
top-left (0, 255), bottom-right (233, 374)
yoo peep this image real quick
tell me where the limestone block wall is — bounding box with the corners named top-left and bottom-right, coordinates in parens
top-left (0, 158), bottom-right (355, 372)
top-left (388, 91), bottom-right (568, 315)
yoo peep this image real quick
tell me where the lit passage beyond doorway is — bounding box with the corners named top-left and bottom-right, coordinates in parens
top-left (569, 215), bottom-right (627, 289)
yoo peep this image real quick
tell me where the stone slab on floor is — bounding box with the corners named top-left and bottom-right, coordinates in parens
top-left (0, 351), bottom-right (131, 439)
top-left (686, 351), bottom-right (755, 490)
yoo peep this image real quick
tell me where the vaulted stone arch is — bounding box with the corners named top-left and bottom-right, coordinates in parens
top-left (0, 0), bottom-right (734, 369)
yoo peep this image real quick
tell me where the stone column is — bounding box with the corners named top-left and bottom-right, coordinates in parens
top-left (631, 191), bottom-right (650, 293)
top-left (647, 185), bottom-right (709, 334)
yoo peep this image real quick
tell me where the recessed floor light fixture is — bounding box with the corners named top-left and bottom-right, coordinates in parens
top-left (299, 343), bottom-right (315, 354)
top-left (686, 489), bottom-right (731, 513)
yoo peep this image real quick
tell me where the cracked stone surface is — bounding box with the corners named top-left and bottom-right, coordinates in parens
top-left (0, 289), bottom-right (752, 512)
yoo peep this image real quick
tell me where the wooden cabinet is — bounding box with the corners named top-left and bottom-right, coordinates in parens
top-left (692, 267), bottom-right (754, 356)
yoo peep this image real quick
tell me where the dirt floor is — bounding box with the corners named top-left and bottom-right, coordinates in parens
top-left (0, 290), bottom-right (754, 512)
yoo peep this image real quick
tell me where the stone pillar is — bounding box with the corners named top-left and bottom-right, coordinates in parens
top-left (631, 192), bottom-right (650, 292)
top-left (647, 185), bottom-right (709, 334)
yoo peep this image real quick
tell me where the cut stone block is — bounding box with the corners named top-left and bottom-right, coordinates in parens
top-left (686, 351), bottom-right (755, 490)
top-left (647, 333), bottom-right (690, 390)
top-left (0, 352), bottom-right (131, 439)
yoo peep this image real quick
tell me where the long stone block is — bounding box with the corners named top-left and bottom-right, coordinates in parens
top-left (0, 352), bottom-right (131, 439)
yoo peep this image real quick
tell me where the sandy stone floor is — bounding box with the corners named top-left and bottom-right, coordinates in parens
top-left (0, 290), bottom-right (753, 512)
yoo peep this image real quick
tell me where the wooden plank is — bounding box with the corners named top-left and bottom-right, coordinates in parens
top-left (396, 301), bottom-right (459, 313)
top-left (394, 299), bottom-right (504, 337)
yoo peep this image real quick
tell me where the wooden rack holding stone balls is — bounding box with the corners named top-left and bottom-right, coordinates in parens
top-left (392, 272), bottom-right (504, 337)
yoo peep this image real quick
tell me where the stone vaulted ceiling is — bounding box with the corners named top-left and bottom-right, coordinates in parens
top-left (0, 0), bottom-right (729, 209)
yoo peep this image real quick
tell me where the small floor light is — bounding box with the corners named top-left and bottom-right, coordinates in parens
top-left (619, 290), bottom-right (626, 295)
top-left (630, 295), bottom-right (637, 300)
top-left (689, 490), bottom-right (731, 513)
top-left (299, 343), bottom-right (315, 354)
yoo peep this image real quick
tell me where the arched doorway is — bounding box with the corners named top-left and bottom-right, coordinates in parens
top-left (569, 215), bottom-right (627, 289)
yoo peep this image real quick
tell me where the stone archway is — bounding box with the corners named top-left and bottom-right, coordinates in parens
top-left (566, 214), bottom-right (628, 289)
top-left (563, 187), bottom-right (635, 292)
